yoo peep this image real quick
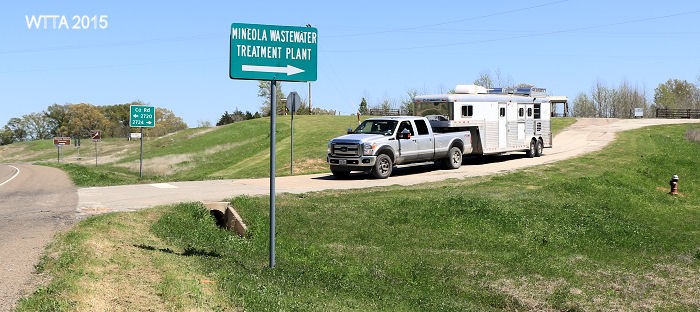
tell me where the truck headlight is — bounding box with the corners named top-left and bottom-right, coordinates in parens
top-left (327, 142), bottom-right (332, 154)
top-left (363, 143), bottom-right (377, 155)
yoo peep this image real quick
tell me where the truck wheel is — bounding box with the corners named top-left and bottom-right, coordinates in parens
top-left (527, 139), bottom-right (536, 158)
top-left (444, 146), bottom-right (462, 169)
top-left (371, 154), bottom-right (393, 179)
top-left (535, 139), bottom-right (544, 157)
top-left (331, 169), bottom-right (350, 179)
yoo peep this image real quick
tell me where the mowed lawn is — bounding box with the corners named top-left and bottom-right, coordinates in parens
top-left (18, 122), bottom-right (700, 311)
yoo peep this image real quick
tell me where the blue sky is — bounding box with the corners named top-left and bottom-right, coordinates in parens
top-left (2, 1), bottom-right (700, 127)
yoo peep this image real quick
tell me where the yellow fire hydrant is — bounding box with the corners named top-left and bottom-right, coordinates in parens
top-left (669, 175), bottom-right (679, 195)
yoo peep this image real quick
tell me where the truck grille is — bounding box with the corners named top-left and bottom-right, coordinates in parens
top-left (331, 143), bottom-right (361, 157)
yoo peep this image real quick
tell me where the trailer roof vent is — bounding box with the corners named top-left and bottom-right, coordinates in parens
top-left (455, 84), bottom-right (488, 94)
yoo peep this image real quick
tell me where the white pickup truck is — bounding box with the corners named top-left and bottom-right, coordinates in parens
top-left (327, 116), bottom-right (472, 178)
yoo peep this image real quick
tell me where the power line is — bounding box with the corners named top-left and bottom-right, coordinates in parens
top-left (325, 9), bottom-right (700, 53)
top-left (324, 0), bottom-right (570, 39)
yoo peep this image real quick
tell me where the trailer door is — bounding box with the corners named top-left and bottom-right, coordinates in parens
top-left (498, 104), bottom-right (507, 149)
top-left (517, 104), bottom-right (526, 144)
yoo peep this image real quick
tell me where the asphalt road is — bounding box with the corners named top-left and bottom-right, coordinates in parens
top-left (0, 164), bottom-right (77, 312)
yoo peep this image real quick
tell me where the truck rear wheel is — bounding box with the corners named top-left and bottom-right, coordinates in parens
top-left (444, 146), bottom-right (463, 169)
top-left (371, 154), bottom-right (393, 179)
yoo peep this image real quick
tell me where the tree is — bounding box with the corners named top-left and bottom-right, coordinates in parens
top-left (6, 117), bottom-right (28, 142)
top-left (147, 107), bottom-right (188, 137)
top-left (358, 97), bottom-right (369, 115)
top-left (258, 81), bottom-right (286, 116)
top-left (653, 79), bottom-right (699, 110)
top-left (44, 104), bottom-right (70, 136)
top-left (197, 120), bottom-right (212, 128)
top-left (400, 90), bottom-right (418, 115)
top-left (217, 111), bottom-right (235, 126)
top-left (101, 103), bottom-right (131, 138)
top-left (572, 92), bottom-right (596, 117)
top-left (473, 71), bottom-right (494, 88)
top-left (0, 126), bottom-right (14, 145)
top-left (62, 103), bottom-right (110, 137)
top-left (23, 112), bottom-right (52, 140)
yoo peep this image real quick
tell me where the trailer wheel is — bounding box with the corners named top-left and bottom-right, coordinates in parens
top-left (535, 139), bottom-right (544, 157)
top-left (371, 154), bottom-right (393, 179)
top-left (527, 139), bottom-right (537, 158)
top-left (444, 146), bottom-right (463, 169)
top-left (331, 169), bottom-right (350, 179)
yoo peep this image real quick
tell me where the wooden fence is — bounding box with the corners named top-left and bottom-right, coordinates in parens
top-left (656, 108), bottom-right (700, 119)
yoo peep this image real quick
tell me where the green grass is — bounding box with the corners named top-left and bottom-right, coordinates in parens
top-left (1, 115), bottom-right (360, 186)
top-left (2, 116), bottom-right (578, 187)
top-left (21, 123), bottom-right (700, 311)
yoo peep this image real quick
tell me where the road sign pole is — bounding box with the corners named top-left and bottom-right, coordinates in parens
top-left (95, 141), bottom-right (98, 167)
top-left (290, 111), bottom-right (294, 175)
top-left (57, 145), bottom-right (60, 163)
top-left (139, 127), bottom-right (144, 178)
top-left (269, 80), bottom-right (277, 268)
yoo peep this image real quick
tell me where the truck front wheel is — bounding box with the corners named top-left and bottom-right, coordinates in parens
top-left (444, 146), bottom-right (463, 169)
top-left (371, 154), bottom-right (393, 179)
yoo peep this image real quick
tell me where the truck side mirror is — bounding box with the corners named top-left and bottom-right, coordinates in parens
top-left (398, 129), bottom-right (411, 140)
top-left (347, 128), bottom-right (354, 134)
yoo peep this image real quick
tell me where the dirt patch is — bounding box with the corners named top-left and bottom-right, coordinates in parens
top-left (492, 258), bottom-right (700, 311)
top-left (685, 128), bottom-right (700, 143)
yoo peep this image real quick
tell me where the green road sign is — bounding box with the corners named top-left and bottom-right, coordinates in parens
top-left (130, 105), bottom-right (155, 128)
top-left (230, 23), bottom-right (317, 82)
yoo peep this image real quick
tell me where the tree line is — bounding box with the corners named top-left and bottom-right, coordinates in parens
top-left (1, 101), bottom-right (187, 145)
top-left (355, 69), bottom-right (700, 119)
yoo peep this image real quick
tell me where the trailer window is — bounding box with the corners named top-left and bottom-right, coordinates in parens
top-left (534, 104), bottom-right (541, 119)
top-left (499, 107), bottom-right (506, 117)
top-left (519, 107), bottom-right (524, 117)
top-left (461, 105), bottom-right (473, 117)
top-left (527, 108), bottom-right (533, 117)
top-left (414, 119), bottom-right (430, 135)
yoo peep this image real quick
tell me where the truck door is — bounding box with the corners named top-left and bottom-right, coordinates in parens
top-left (396, 120), bottom-right (418, 163)
top-left (498, 104), bottom-right (507, 149)
top-left (412, 119), bottom-right (434, 161)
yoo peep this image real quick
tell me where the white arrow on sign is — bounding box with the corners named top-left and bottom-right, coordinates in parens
top-left (133, 114), bottom-right (138, 118)
top-left (242, 64), bottom-right (304, 76)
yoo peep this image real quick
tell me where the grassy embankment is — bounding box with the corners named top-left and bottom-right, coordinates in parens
top-left (0, 116), bottom-right (576, 186)
top-left (17, 122), bottom-right (700, 311)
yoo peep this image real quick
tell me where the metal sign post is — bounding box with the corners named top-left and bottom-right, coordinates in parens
top-left (229, 23), bottom-right (318, 269)
top-left (129, 105), bottom-right (155, 179)
top-left (286, 91), bottom-right (301, 175)
top-left (91, 130), bottom-right (101, 166)
top-left (139, 127), bottom-right (144, 178)
top-left (269, 81), bottom-right (277, 268)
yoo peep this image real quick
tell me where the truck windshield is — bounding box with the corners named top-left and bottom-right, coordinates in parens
top-left (353, 120), bottom-right (398, 135)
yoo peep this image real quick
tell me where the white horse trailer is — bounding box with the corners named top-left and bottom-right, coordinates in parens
top-left (414, 85), bottom-right (554, 157)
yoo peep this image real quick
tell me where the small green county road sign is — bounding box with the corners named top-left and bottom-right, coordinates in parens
top-left (230, 23), bottom-right (317, 82)
top-left (130, 105), bottom-right (156, 128)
